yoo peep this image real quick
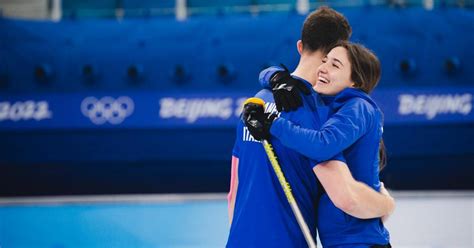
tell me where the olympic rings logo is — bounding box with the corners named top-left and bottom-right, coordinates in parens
top-left (81, 96), bottom-right (134, 125)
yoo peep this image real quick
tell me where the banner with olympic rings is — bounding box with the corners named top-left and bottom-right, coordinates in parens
top-left (0, 87), bottom-right (473, 130)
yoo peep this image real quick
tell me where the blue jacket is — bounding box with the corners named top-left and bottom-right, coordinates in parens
top-left (227, 68), bottom-right (337, 247)
top-left (270, 87), bottom-right (390, 246)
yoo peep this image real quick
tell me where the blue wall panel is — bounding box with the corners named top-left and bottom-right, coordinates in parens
top-left (2, 8), bottom-right (472, 93)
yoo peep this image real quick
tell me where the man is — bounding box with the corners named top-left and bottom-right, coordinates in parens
top-left (227, 7), bottom-right (393, 248)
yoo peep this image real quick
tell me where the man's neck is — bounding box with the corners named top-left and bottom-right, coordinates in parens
top-left (291, 50), bottom-right (324, 86)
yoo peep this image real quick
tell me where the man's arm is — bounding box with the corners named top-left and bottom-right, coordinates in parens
top-left (313, 160), bottom-right (395, 219)
top-left (378, 182), bottom-right (393, 222)
top-left (228, 156), bottom-right (239, 224)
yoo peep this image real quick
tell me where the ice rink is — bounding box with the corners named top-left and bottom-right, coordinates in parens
top-left (1, 191), bottom-right (472, 247)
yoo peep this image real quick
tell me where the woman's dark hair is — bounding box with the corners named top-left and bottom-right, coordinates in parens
top-left (379, 139), bottom-right (387, 171)
top-left (334, 41), bottom-right (381, 94)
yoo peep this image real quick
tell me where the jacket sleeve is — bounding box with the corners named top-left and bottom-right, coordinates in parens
top-left (270, 99), bottom-right (374, 162)
top-left (258, 66), bottom-right (284, 89)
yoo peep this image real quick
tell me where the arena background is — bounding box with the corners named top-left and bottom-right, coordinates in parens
top-left (0, 0), bottom-right (473, 247)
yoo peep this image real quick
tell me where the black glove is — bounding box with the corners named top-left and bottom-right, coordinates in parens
top-left (242, 101), bottom-right (278, 141)
top-left (270, 64), bottom-right (311, 112)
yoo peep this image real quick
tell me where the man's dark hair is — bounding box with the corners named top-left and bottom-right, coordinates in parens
top-left (301, 6), bottom-right (352, 53)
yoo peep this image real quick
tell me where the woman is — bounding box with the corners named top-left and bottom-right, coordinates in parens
top-left (260, 41), bottom-right (391, 247)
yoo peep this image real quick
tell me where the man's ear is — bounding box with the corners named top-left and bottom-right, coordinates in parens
top-left (297, 40), bottom-right (303, 55)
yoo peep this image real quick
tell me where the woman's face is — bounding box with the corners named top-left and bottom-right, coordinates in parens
top-left (314, 46), bottom-right (354, 96)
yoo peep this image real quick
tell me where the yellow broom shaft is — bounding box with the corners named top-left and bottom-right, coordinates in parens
top-left (262, 140), bottom-right (317, 248)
